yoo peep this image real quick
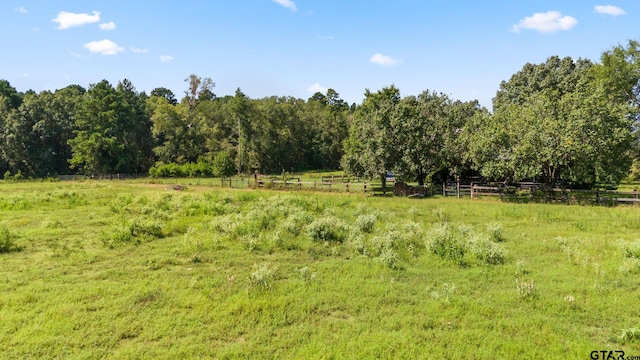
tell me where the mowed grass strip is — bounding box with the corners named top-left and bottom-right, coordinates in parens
top-left (1, 181), bottom-right (639, 358)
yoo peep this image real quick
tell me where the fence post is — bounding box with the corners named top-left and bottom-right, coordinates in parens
top-left (298, 178), bottom-right (301, 190)
top-left (456, 180), bottom-right (460, 199)
top-left (331, 175), bottom-right (334, 182)
top-left (596, 189), bottom-right (600, 204)
top-left (443, 183), bottom-right (446, 197)
top-left (346, 183), bottom-right (349, 192)
top-left (470, 183), bottom-right (474, 199)
top-left (364, 182), bottom-right (367, 193)
top-left (229, 178), bottom-right (232, 188)
top-left (314, 181), bottom-right (317, 189)
top-left (221, 178), bottom-right (224, 187)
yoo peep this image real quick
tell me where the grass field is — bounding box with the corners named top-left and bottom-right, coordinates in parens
top-left (1, 180), bottom-right (640, 359)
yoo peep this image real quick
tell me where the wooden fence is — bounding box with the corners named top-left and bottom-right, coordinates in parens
top-left (255, 177), bottom-right (380, 194)
top-left (443, 181), bottom-right (640, 205)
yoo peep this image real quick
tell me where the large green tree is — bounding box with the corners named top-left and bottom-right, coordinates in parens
top-left (1, 86), bottom-right (84, 176)
top-left (69, 79), bottom-right (152, 174)
top-left (466, 56), bottom-right (633, 187)
top-left (342, 85), bottom-right (401, 191)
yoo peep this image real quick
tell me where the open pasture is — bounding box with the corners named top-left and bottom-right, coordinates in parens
top-left (1, 181), bottom-right (639, 358)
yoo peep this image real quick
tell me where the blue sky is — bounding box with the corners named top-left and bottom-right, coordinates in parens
top-left (1, 1), bottom-right (639, 109)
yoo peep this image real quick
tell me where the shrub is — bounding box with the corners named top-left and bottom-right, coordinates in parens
top-left (281, 212), bottom-right (312, 236)
top-left (101, 217), bottom-right (165, 248)
top-left (0, 225), bottom-right (21, 253)
top-left (213, 151), bottom-right (236, 178)
top-left (128, 218), bottom-right (164, 239)
top-left (101, 225), bottom-right (134, 248)
top-left (378, 246), bottom-right (399, 269)
top-left (620, 240), bottom-right (640, 259)
top-left (469, 235), bottom-right (507, 265)
top-left (306, 217), bottom-right (346, 243)
top-left (248, 264), bottom-right (276, 292)
top-left (619, 258), bottom-right (640, 275)
top-left (355, 213), bottom-right (377, 233)
top-left (486, 222), bottom-right (504, 242)
top-left (426, 223), bottom-right (466, 266)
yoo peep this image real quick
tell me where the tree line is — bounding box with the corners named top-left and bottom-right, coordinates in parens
top-left (1, 40), bottom-right (639, 188)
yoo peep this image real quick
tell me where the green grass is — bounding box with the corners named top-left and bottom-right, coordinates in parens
top-left (1, 181), bottom-right (640, 358)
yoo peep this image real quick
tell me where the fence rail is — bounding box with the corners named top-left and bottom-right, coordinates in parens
top-left (442, 181), bottom-right (640, 205)
top-left (55, 174), bottom-right (640, 205)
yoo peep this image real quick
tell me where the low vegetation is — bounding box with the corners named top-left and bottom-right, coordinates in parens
top-left (1, 181), bottom-right (639, 358)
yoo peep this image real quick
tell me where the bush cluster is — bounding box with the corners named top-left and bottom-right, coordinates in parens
top-left (425, 223), bottom-right (507, 266)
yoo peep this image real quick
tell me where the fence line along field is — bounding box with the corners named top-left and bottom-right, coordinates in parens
top-left (1, 181), bottom-right (639, 358)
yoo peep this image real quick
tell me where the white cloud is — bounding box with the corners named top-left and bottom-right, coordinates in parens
top-left (511, 11), bottom-right (577, 33)
top-left (53, 11), bottom-right (100, 30)
top-left (130, 47), bottom-right (148, 54)
top-left (15, 7), bottom-right (27, 13)
top-left (160, 55), bottom-right (174, 63)
top-left (84, 39), bottom-right (124, 55)
top-left (307, 83), bottom-right (328, 93)
top-left (370, 53), bottom-right (400, 66)
top-left (273, 0), bottom-right (297, 11)
top-left (99, 21), bottom-right (116, 30)
top-left (594, 5), bottom-right (626, 16)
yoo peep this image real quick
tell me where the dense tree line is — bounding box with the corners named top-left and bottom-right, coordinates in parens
top-left (343, 40), bottom-right (640, 188)
top-left (0, 76), bottom-right (352, 178)
top-left (1, 40), bottom-right (639, 188)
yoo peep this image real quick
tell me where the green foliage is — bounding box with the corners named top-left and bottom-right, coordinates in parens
top-left (469, 235), bottom-right (507, 265)
top-left (465, 56), bottom-right (634, 187)
top-left (0, 225), bottom-right (21, 253)
top-left (620, 240), bottom-right (640, 259)
top-left (248, 264), bottom-right (276, 292)
top-left (212, 151), bottom-right (236, 177)
top-left (486, 222), bottom-right (504, 242)
top-left (101, 217), bottom-right (164, 247)
top-left (620, 328), bottom-right (640, 344)
top-left (426, 223), bottom-right (467, 266)
top-left (306, 217), bottom-right (346, 242)
top-left (354, 213), bottom-right (377, 233)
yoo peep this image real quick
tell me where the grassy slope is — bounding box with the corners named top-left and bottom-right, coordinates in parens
top-left (1, 181), bottom-right (639, 359)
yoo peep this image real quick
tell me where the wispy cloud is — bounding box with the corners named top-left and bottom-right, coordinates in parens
top-left (307, 83), bottom-right (328, 93)
top-left (160, 55), bottom-right (174, 63)
top-left (99, 21), bottom-right (116, 30)
top-left (84, 39), bottom-right (124, 55)
top-left (130, 47), bottom-right (148, 54)
top-left (318, 35), bottom-right (334, 40)
top-left (273, 0), bottom-right (297, 11)
top-left (370, 53), bottom-right (400, 66)
top-left (511, 11), bottom-right (577, 33)
top-left (53, 11), bottom-right (100, 30)
top-left (594, 5), bottom-right (626, 16)
top-left (70, 51), bottom-right (88, 59)
top-left (15, 7), bottom-right (27, 14)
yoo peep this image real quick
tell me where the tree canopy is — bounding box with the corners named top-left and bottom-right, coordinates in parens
top-left (2, 39), bottom-right (640, 188)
